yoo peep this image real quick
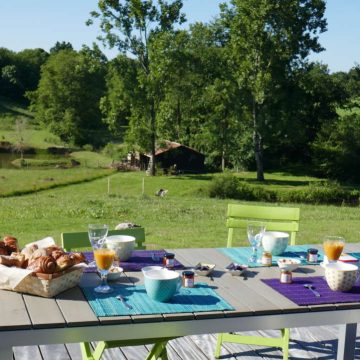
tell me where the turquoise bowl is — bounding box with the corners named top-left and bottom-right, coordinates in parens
top-left (144, 269), bottom-right (180, 302)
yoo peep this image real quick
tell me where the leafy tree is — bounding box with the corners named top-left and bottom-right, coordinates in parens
top-left (50, 41), bottom-right (74, 54)
top-left (225, 0), bottom-right (327, 180)
top-left (29, 48), bottom-right (107, 146)
top-left (88, 0), bottom-right (186, 175)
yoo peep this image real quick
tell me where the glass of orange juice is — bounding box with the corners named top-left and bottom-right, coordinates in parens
top-left (323, 236), bottom-right (345, 263)
top-left (93, 247), bottom-right (115, 293)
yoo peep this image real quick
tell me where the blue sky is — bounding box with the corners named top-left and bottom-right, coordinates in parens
top-left (0, 0), bottom-right (359, 73)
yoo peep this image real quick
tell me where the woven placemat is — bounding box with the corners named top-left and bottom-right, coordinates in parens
top-left (81, 282), bottom-right (234, 316)
top-left (262, 276), bottom-right (360, 306)
top-left (218, 245), bottom-right (324, 268)
top-left (84, 249), bottom-right (184, 272)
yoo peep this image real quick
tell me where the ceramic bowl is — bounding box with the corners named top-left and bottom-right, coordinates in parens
top-left (225, 263), bottom-right (248, 276)
top-left (143, 269), bottom-right (181, 302)
top-left (194, 263), bottom-right (215, 276)
top-left (141, 265), bottom-right (163, 273)
top-left (277, 258), bottom-right (301, 272)
top-left (105, 235), bottom-right (135, 261)
top-left (262, 231), bottom-right (289, 256)
top-left (107, 266), bottom-right (123, 281)
top-left (324, 261), bottom-right (359, 291)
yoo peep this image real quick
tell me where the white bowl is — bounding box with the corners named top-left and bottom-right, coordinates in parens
top-left (105, 235), bottom-right (135, 261)
top-left (277, 258), bottom-right (301, 272)
top-left (106, 266), bottom-right (123, 281)
top-left (262, 231), bottom-right (289, 256)
top-left (324, 261), bottom-right (359, 291)
top-left (225, 263), bottom-right (248, 276)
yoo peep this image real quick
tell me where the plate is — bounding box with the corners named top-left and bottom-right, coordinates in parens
top-left (194, 263), bottom-right (215, 276)
top-left (225, 263), bottom-right (248, 276)
top-left (105, 266), bottom-right (123, 281)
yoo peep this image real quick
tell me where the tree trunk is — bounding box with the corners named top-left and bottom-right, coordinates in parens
top-left (221, 150), bottom-right (225, 172)
top-left (252, 100), bottom-right (265, 181)
top-left (149, 99), bottom-right (156, 176)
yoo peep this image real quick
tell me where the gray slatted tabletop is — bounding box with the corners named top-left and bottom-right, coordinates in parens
top-left (1, 245), bottom-right (360, 360)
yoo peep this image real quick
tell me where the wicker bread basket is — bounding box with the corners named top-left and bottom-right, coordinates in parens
top-left (13, 266), bottom-right (85, 298)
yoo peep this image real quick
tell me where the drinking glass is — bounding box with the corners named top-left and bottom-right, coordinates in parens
top-left (93, 247), bottom-right (115, 293)
top-left (88, 224), bottom-right (109, 249)
top-left (247, 222), bottom-right (266, 264)
top-left (323, 236), bottom-right (345, 263)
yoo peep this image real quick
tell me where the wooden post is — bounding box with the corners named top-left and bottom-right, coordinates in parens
top-left (142, 177), bottom-right (145, 195)
top-left (107, 177), bottom-right (110, 195)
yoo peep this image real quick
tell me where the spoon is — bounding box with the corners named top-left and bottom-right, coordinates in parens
top-left (116, 295), bottom-right (133, 309)
top-left (303, 284), bottom-right (321, 297)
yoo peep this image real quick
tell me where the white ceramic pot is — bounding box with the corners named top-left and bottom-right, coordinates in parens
top-left (324, 261), bottom-right (359, 291)
top-left (105, 235), bottom-right (135, 261)
top-left (261, 231), bottom-right (289, 256)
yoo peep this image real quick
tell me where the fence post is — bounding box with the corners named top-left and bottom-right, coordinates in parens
top-left (142, 177), bottom-right (145, 195)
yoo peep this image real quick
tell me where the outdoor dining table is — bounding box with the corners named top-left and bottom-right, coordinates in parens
top-left (1, 243), bottom-right (360, 360)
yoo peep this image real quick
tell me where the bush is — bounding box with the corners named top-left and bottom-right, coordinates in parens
top-left (208, 174), bottom-right (359, 206)
top-left (208, 174), bottom-right (276, 202)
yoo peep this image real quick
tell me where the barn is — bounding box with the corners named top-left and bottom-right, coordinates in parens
top-left (140, 141), bottom-right (205, 173)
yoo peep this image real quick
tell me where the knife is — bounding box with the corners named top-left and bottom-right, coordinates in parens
top-left (116, 295), bottom-right (133, 309)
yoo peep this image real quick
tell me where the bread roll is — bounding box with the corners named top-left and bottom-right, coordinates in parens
top-left (0, 242), bottom-right (8, 256)
top-left (27, 256), bottom-right (56, 274)
top-left (71, 252), bottom-right (87, 265)
top-left (29, 248), bottom-right (48, 262)
top-left (0, 253), bottom-right (26, 268)
top-left (56, 254), bottom-right (76, 271)
top-left (3, 236), bottom-right (19, 254)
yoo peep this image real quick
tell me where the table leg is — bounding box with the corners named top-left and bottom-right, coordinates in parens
top-left (0, 344), bottom-right (13, 359)
top-left (337, 323), bottom-right (357, 360)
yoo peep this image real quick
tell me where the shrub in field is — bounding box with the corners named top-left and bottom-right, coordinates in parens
top-left (208, 174), bottom-right (276, 201)
top-left (208, 174), bottom-right (359, 205)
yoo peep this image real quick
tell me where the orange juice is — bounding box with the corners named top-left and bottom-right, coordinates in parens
top-left (323, 240), bottom-right (344, 261)
top-left (94, 248), bottom-right (115, 270)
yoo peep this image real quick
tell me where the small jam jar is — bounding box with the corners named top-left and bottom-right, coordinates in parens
top-left (182, 270), bottom-right (195, 288)
top-left (262, 251), bottom-right (272, 266)
top-left (307, 248), bottom-right (318, 263)
top-left (163, 252), bottom-right (175, 269)
top-left (280, 270), bottom-right (292, 284)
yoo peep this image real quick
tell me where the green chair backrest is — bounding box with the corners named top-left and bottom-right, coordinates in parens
top-left (61, 227), bottom-right (146, 251)
top-left (226, 204), bottom-right (300, 247)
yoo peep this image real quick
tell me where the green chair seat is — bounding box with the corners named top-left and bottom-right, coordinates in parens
top-left (61, 227), bottom-right (172, 360)
top-left (215, 203), bottom-right (300, 360)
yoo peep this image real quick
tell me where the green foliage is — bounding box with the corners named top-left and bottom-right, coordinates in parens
top-left (29, 48), bottom-right (108, 147)
top-left (208, 174), bottom-right (358, 205)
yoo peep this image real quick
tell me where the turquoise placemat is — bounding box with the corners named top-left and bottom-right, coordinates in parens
top-left (348, 253), bottom-right (360, 261)
top-left (81, 283), bottom-right (234, 316)
top-left (218, 245), bottom-right (324, 268)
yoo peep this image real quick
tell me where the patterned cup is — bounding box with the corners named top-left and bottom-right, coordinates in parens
top-left (324, 262), bottom-right (359, 291)
top-left (144, 269), bottom-right (181, 302)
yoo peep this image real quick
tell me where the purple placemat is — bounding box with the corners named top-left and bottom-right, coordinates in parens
top-left (262, 276), bottom-right (360, 306)
top-left (84, 250), bottom-right (184, 272)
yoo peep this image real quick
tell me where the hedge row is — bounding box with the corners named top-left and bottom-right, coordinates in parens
top-left (208, 174), bottom-right (360, 206)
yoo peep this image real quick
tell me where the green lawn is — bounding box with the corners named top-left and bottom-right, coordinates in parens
top-left (1, 171), bottom-right (359, 250)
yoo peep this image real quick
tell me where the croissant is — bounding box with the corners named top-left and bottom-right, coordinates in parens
top-left (44, 245), bottom-right (62, 256)
top-left (0, 253), bottom-right (26, 268)
top-left (55, 254), bottom-right (76, 272)
top-left (3, 236), bottom-right (19, 254)
top-left (27, 256), bottom-right (56, 274)
top-left (71, 252), bottom-right (87, 265)
top-left (51, 249), bottom-right (65, 260)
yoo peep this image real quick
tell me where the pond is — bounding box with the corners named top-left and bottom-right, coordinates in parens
top-left (0, 152), bottom-right (64, 168)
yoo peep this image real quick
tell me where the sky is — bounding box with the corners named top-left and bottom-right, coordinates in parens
top-left (0, 0), bottom-right (359, 73)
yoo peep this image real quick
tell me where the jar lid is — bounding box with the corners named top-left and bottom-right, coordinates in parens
top-left (182, 270), bottom-right (195, 276)
top-left (307, 248), bottom-right (318, 254)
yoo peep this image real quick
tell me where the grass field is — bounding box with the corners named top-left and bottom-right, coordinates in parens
top-left (1, 171), bottom-right (359, 250)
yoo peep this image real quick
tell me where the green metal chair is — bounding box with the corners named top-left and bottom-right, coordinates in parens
top-left (61, 227), bottom-right (174, 360)
top-left (215, 203), bottom-right (300, 360)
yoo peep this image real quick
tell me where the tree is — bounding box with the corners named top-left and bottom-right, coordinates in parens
top-left (225, 0), bottom-right (327, 180)
top-left (88, 0), bottom-right (186, 175)
top-left (50, 41), bottom-right (74, 54)
top-left (29, 48), bottom-right (107, 146)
